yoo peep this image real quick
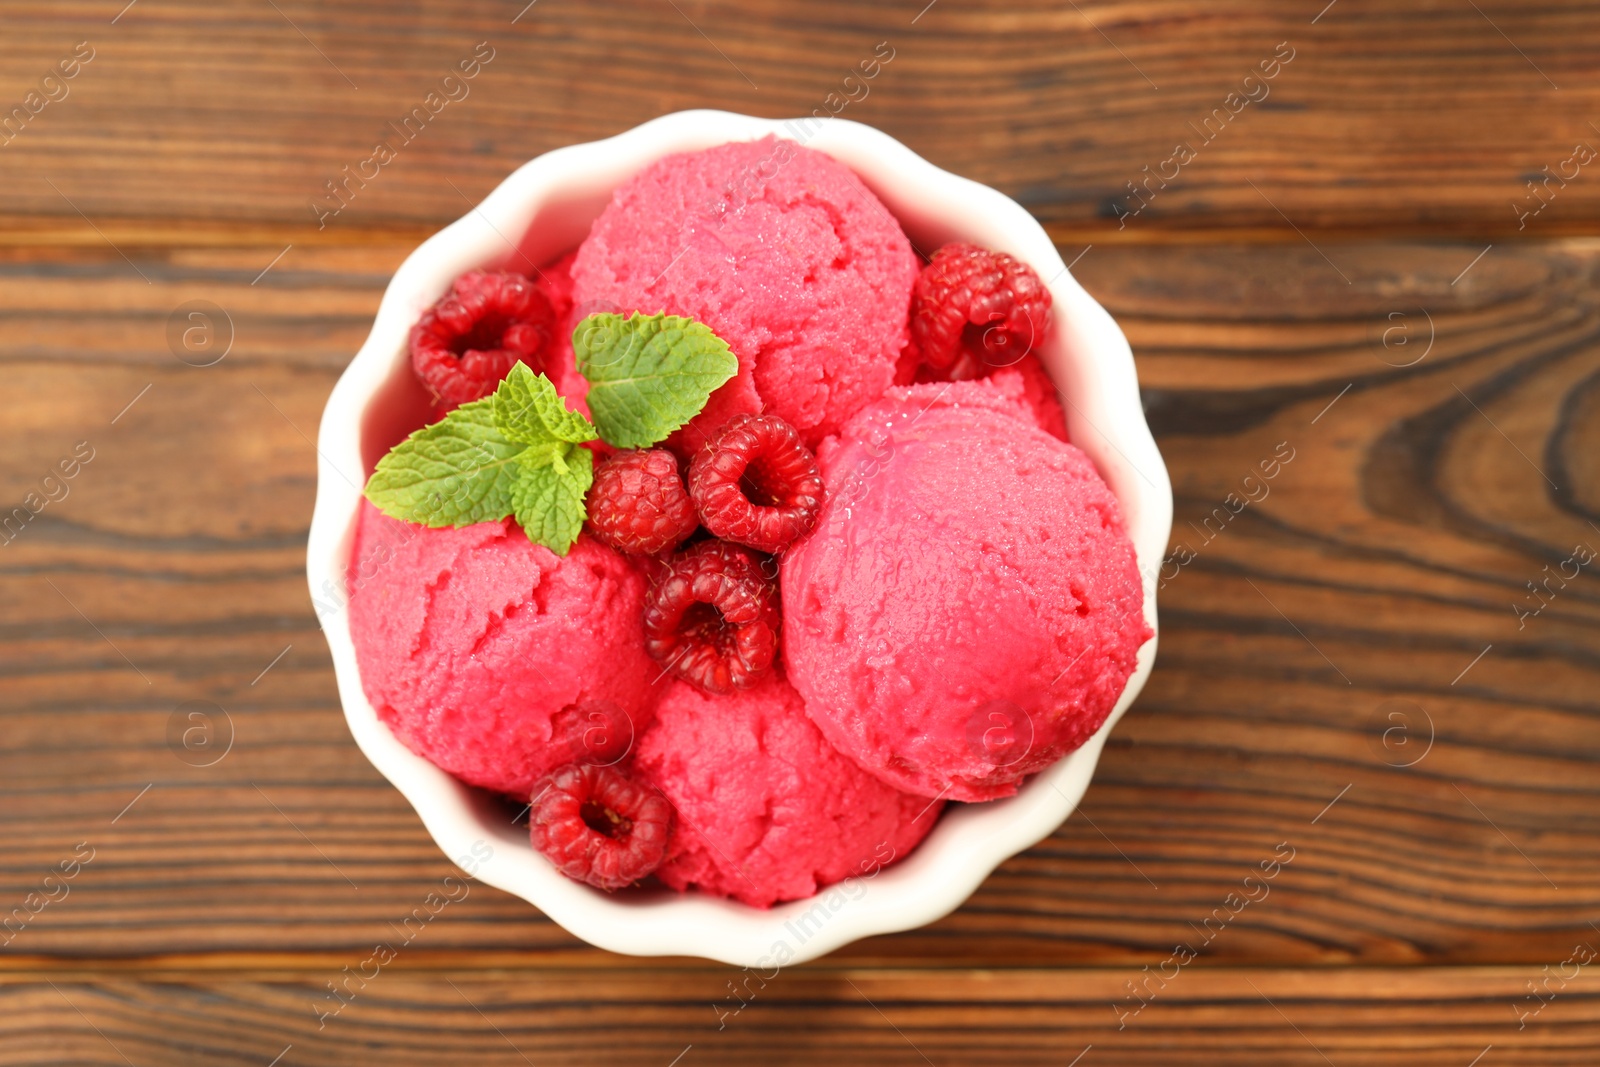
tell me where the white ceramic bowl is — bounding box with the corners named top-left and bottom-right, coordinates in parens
top-left (308, 110), bottom-right (1171, 966)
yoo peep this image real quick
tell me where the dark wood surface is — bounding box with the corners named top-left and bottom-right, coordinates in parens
top-left (4, 0), bottom-right (1600, 241)
top-left (1, 2), bottom-right (1597, 1064)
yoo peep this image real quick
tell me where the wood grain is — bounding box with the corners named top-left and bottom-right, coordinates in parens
top-left (0, 241), bottom-right (1594, 982)
top-left (1, 1), bottom-right (1598, 240)
top-left (5, 1), bottom-right (1598, 1058)
top-left (2, 968), bottom-right (1597, 1066)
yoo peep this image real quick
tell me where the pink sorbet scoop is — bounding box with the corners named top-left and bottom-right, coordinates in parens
top-left (781, 374), bottom-right (1151, 801)
top-left (634, 673), bottom-right (943, 907)
top-left (570, 136), bottom-right (919, 451)
top-left (347, 502), bottom-right (660, 799)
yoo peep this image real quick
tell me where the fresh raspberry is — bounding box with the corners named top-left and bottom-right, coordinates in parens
top-left (529, 763), bottom-right (673, 890)
top-left (642, 539), bottom-right (781, 694)
top-left (410, 270), bottom-right (555, 410)
top-left (687, 415), bottom-right (824, 554)
top-left (585, 450), bottom-right (699, 555)
top-left (910, 243), bottom-right (1052, 373)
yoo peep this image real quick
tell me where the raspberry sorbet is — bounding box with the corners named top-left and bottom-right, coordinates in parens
top-left (570, 136), bottom-right (919, 450)
top-left (347, 502), bottom-right (659, 798)
top-left (345, 133), bottom-right (1152, 906)
top-left (634, 674), bottom-right (943, 908)
top-left (782, 374), bottom-right (1152, 802)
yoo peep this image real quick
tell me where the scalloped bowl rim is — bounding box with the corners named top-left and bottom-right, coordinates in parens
top-left (308, 110), bottom-right (1172, 967)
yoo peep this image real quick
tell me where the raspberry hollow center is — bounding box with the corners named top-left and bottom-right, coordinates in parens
top-left (680, 601), bottom-right (738, 655)
top-left (580, 798), bottom-right (633, 839)
top-left (454, 313), bottom-right (515, 355)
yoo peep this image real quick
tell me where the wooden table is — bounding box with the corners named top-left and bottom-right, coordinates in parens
top-left (3, 2), bottom-right (1597, 1063)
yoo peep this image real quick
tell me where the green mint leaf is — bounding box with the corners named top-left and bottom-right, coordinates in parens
top-left (574, 312), bottom-right (739, 448)
top-left (510, 441), bottom-right (594, 556)
top-left (364, 366), bottom-right (596, 552)
top-left (494, 363), bottom-right (596, 445)
top-left (364, 398), bottom-right (524, 527)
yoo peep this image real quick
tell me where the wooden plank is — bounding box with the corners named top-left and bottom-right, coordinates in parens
top-left (0, 1), bottom-right (1597, 237)
top-left (1, 968), bottom-right (1596, 1066)
top-left (0, 240), bottom-right (1595, 970)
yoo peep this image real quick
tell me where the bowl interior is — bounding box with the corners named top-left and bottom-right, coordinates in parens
top-left (310, 110), bottom-right (1171, 967)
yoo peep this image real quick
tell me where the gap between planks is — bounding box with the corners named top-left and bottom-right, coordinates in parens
top-left (8, 217), bottom-right (1600, 252)
top-left (0, 955), bottom-right (1586, 984)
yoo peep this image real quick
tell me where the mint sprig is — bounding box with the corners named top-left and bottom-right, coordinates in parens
top-left (574, 312), bottom-right (738, 448)
top-left (495, 362), bottom-right (597, 445)
top-left (361, 398), bottom-right (526, 528)
top-left (365, 312), bottom-right (741, 555)
top-left (364, 364), bottom-right (597, 556)
top-left (511, 447), bottom-right (594, 554)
